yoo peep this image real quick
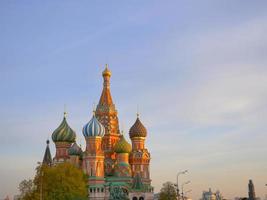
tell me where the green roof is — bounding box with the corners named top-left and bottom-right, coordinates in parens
top-left (51, 116), bottom-right (76, 143)
top-left (114, 135), bottom-right (132, 153)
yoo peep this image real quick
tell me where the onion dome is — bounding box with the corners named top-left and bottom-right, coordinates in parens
top-left (51, 114), bottom-right (76, 143)
top-left (102, 64), bottom-right (112, 77)
top-left (114, 134), bottom-right (132, 154)
top-left (68, 142), bottom-right (82, 156)
top-left (129, 116), bottom-right (147, 138)
top-left (83, 114), bottom-right (105, 137)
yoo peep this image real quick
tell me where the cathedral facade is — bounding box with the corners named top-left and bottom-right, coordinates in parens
top-left (43, 66), bottom-right (154, 200)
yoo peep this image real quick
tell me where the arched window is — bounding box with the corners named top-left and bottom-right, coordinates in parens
top-left (139, 197), bottom-right (144, 200)
top-left (132, 197), bottom-right (138, 200)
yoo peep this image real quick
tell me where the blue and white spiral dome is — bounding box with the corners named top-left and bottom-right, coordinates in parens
top-left (83, 114), bottom-right (105, 137)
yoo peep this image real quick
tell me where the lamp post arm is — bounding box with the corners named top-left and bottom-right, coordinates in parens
top-left (181, 181), bottom-right (191, 200)
top-left (176, 170), bottom-right (188, 200)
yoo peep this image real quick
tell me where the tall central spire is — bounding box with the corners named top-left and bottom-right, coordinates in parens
top-left (98, 64), bottom-right (114, 108)
top-left (95, 65), bottom-right (121, 175)
top-left (96, 65), bottom-right (119, 135)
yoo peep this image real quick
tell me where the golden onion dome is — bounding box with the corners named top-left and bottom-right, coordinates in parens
top-left (129, 116), bottom-right (147, 138)
top-left (102, 64), bottom-right (112, 77)
top-left (114, 134), bottom-right (132, 154)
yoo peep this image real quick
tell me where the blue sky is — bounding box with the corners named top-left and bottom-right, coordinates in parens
top-left (1, 1), bottom-right (267, 199)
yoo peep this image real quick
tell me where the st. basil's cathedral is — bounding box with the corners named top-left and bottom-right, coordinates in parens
top-left (42, 66), bottom-right (154, 200)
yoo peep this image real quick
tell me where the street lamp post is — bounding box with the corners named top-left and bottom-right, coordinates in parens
top-left (181, 181), bottom-right (191, 200)
top-left (176, 170), bottom-right (188, 200)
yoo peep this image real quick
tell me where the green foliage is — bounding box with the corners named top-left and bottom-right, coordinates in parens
top-left (159, 182), bottom-right (177, 200)
top-left (19, 163), bottom-right (88, 200)
top-left (18, 179), bottom-right (35, 200)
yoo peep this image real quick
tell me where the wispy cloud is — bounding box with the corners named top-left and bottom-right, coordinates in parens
top-left (1, 2), bottom-right (267, 199)
top-left (133, 17), bottom-right (267, 198)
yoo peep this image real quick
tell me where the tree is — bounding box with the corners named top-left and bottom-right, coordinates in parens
top-left (19, 163), bottom-right (88, 200)
top-left (18, 179), bottom-right (34, 198)
top-left (159, 182), bottom-right (177, 200)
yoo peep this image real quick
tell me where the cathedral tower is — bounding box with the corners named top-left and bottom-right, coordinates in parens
top-left (42, 140), bottom-right (52, 166)
top-left (83, 112), bottom-right (105, 185)
top-left (68, 142), bottom-right (82, 168)
top-left (47, 67), bottom-right (154, 199)
top-left (113, 134), bottom-right (132, 178)
top-left (95, 65), bottom-right (120, 175)
top-left (129, 115), bottom-right (151, 185)
top-left (51, 113), bottom-right (76, 163)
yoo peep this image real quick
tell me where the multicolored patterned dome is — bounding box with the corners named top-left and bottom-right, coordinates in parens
top-left (68, 142), bottom-right (82, 156)
top-left (51, 115), bottom-right (76, 143)
top-left (129, 117), bottom-right (147, 138)
top-left (114, 135), bottom-right (132, 154)
top-left (83, 114), bottom-right (105, 137)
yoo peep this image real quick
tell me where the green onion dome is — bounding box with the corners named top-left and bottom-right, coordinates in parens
top-left (114, 134), bottom-right (132, 154)
top-left (129, 116), bottom-right (147, 138)
top-left (68, 142), bottom-right (82, 156)
top-left (51, 115), bottom-right (76, 143)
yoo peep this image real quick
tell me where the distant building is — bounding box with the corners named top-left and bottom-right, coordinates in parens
top-left (201, 188), bottom-right (223, 200)
top-left (248, 180), bottom-right (256, 200)
top-left (235, 180), bottom-right (261, 200)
